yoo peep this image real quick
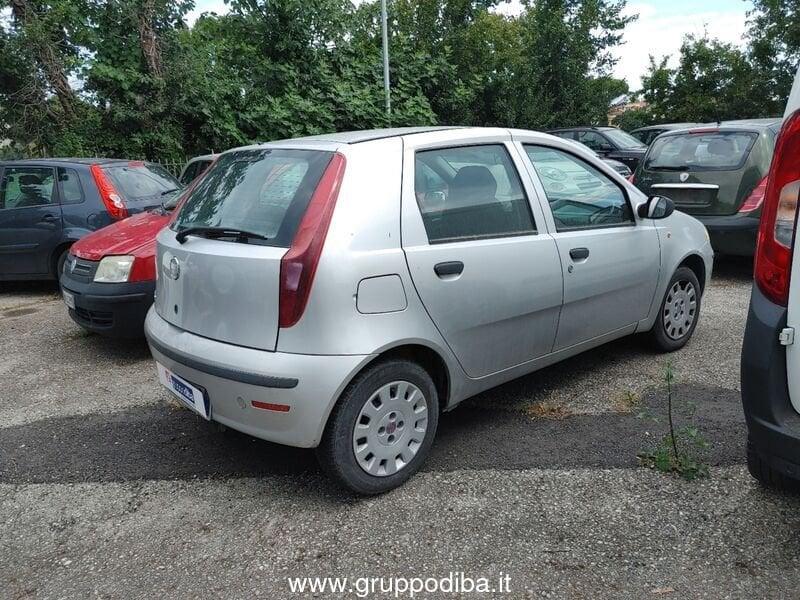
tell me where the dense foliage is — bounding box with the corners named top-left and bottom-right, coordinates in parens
top-left (0, 0), bottom-right (798, 160)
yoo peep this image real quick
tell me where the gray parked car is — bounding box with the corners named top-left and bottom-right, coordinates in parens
top-left (144, 127), bottom-right (714, 494)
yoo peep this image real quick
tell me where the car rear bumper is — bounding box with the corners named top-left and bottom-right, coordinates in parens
top-left (741, 284), bottom-right (800, 480)
top-left (60, 269), bottom-right (154, 338)
top-left (695, 212), bottom-right (759, 256)
top-left (144, 308), bottom-right (371, 448)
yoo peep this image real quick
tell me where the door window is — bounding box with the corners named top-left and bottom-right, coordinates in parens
top-left (576, 131), bottom-right (612, 152)
top-left (58, 168), bottom-right (84, 204)
top-left (0, 167), bottom-right (56, 209)
top-left (414, 144), bottom-right (536, 244)
top-left (525, 145), bottom-right (634, 231)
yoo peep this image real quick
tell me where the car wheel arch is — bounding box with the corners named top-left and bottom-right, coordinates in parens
top-left (678, 253), bottom-right (707, 293)
top-left (51, 241), bottom-right (76, 278)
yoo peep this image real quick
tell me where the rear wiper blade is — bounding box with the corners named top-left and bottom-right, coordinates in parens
top-left (175, 226), bottom-right (271, 244)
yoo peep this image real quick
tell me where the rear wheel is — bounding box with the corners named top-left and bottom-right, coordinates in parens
top-left (747, 440), bottom-right (800, 492)
top-left (649, 266), bottom-right (701, 352)
top-left (317, 359), bottom-right (439, 495)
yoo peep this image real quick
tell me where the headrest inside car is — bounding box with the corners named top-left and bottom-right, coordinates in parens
top-left (19, 174), bottom-right (43, 186)
top-left (452, 165), bottom-right (497, 199)
top-left (707, 138), bottom-right (734, 156)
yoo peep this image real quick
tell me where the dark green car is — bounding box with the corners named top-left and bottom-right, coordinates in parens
top-left (632, 120), bottom-right (782, 256)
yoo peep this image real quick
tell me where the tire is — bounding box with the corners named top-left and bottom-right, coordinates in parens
top-left (747, 440), bottom-right (800, 492)
top-left (649, 266), bottom-right (701, 352)
top-left (53, 247), bottom-right (70, 280)
top-left (316, 359), bottom-right (439, 495)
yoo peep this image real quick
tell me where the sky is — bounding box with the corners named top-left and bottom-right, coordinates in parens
top-left (186, 0), bottom-right (756, 90)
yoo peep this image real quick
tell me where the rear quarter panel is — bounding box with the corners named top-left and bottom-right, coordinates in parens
top-left (275, 136), bottom-right (463, 391)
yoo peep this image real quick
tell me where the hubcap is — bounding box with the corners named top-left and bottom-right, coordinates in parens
top-left (662, 280), bottom-right (697, 341)
top-left (352, 381), bottom-right (428, 477)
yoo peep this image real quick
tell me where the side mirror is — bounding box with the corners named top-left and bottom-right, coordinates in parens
top-left (637, 195), bottom-right (675, 220)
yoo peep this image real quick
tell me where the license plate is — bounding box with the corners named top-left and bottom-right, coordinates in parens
top-left (157, 363), bottom-right (210, 419)
top-left (62, 290), bottom-right (75, 310)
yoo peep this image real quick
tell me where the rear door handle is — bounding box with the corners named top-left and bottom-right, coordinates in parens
top-left (434, 261), bottom-right (464, 278)
top-left (39, 214), bottom-right (59, 223)
top-left (569, 247), bottom-right (590, 261)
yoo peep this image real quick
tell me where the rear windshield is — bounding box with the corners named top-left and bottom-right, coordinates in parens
top-left (104, 163), bottom-right (179, 202)
top-left (172, 148), bottom-right (333, 247)
top-left (645, 131), bottom-right (758, 171)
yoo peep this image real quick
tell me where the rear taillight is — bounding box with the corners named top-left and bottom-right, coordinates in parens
top-left (739, 176), bottom-right (768, 213)
top-left (278, 153), bottom-right (346, 328)
top-left (90, 164), bottom-right (128, 220)
top-left (754, 110), bottom-right (800, 306)
top-left (128, 256), bottom-right (155, 283)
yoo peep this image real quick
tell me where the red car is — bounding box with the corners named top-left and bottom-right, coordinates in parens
top-left (59, 200), bottom-right (172, 337)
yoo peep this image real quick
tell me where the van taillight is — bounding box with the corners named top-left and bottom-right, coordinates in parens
top-left (739, 176), bottom-right (768, 213)
top-left (754, 110), bottom-right (800, 306)
top-left (279, 153), bottom-right (346, 328)
top-left (90, 164), bottom-right (128, 220)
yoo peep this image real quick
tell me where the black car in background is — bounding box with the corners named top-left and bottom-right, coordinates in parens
top-left (547, 126), bottom-right (648, 171)
top-left (0, 158), bottom-right (180, 281)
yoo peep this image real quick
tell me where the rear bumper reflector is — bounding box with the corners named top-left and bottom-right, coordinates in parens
top-left (251, 400), bottom-right (291, 412)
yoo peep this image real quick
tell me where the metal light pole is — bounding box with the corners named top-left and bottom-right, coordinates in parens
top-left (380, 0), bottom-right (391, 120)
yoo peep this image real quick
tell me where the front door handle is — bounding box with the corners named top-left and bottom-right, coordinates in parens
top-left (434, 261), bottom-right (464, 278)
top-left (569, 247), bottom-right (590, 261)
top-left (39, 214), bottom-right (59, 223)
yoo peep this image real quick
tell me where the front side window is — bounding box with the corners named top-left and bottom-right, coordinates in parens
top-left (577, 131), bottom-right (612, 151)
top-left (173, 149), bottom-right (333, 247)
top-left (0, 167), bottom-right (55, 209)
top-left (414, 144), bottom-right (536, 244)
top-left (525, 145), bottom-right (633, 231)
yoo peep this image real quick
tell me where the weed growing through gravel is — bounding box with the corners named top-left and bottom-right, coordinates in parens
top-left (527, 400), bottom-right (572, 420)
top-left (637, 362), bottom-right (709, 481)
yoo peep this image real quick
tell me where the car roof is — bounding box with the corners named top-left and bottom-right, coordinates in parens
top-left (273, 126), bottom-right (467, 145)
top-left (547, 126), bottom-right (615, 132)
top-left (631, 123), bottom-right (701, 132)
top-left (0, 157), bottom-right (153, 167)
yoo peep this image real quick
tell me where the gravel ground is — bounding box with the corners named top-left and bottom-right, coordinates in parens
top-left (4, 258), bottom-right (800, 599)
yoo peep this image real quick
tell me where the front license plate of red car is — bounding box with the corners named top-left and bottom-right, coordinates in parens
top-left (156, 363), bottom-right (210, 420)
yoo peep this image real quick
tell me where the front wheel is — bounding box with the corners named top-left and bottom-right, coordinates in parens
top-left (317, 359), bottom-right (439, 495)
top-left (648, 266), bottom-right (701, 352)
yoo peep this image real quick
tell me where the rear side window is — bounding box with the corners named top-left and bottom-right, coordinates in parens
top-left (645, 131), bottom-right (758, 171)
top-left (58, 167), bottom-right (84, 204)
top-left (414, 144), bottom-right (536, 244)
top-left (173, 149), bottom-right (333, 247)
top-left (103, 163), bottom-right (179, 203)
top-left (0, 167), bottom-right (55, 209)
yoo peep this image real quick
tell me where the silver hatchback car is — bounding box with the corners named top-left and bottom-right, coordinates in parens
top-left (145, 127), bottom-right (713, 494)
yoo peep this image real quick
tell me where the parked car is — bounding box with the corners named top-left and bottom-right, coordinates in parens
top-left (741, 69), bottom-right (800, 490)
top-left (144, 127), bottom-right (713, 494)
top-left (572, 141), bottom-right (632, 178)
top-left (178, 154), bottom-right (217, 185)
top-left (0, 158), bottom-right (180, 281)
top-left (632, 120), bottom-right (782, 256)
top-left (546, 126), bottom-right (648, 170)
top-left (630, 123), bottom-right (701, 146)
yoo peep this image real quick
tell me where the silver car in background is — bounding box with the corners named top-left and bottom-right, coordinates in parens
top-left (144, 127), bottom-right (713, 494)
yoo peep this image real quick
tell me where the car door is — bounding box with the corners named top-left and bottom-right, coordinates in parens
top-left (0, 165), bottom-right (63, 276)
top-left (520, 142), bottom-right (661, 351)
top-left (401, 132), bottom-right (563, 378)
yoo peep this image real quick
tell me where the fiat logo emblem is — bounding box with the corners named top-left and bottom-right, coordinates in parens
top-left (680, 172), bottom-right (689, 182)
top-left (167, 256), bottom-right (181, 280)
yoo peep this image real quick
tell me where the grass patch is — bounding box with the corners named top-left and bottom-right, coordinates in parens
top-left (526, 400), bottom-right (572, 420)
